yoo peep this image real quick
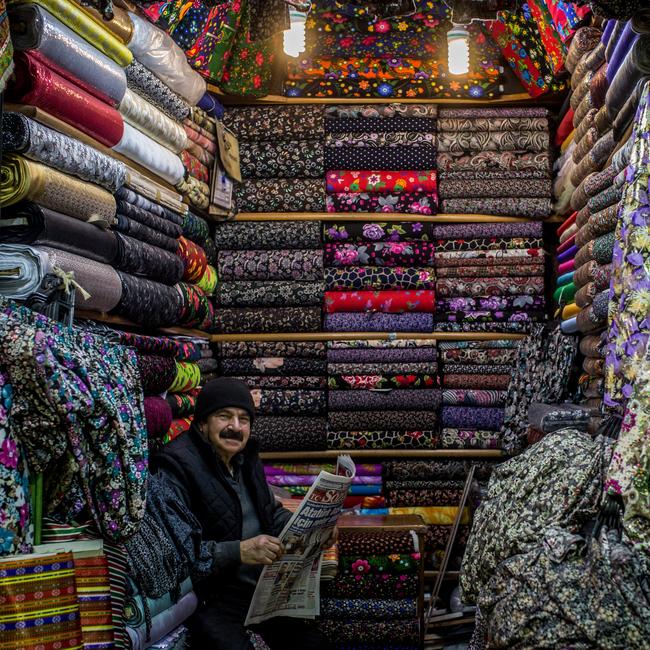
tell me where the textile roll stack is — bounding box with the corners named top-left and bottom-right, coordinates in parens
top-left (326, 338), bottom-right (441, 451)
top-left (324, 104), bottom-right (439, 215)
top-left (286, 0), bottom-right (503, 100)
top-left (223, 105), bottom-right (327, 212)
top-left (219, 340), bottom-right (328, 452)
top-left (436, 107), bottom-right (553, 219)
top-left (319, 528), bottom-right (422, 647)
top-left (323, 221), bottom-right (436, 333)
top-left (433, 221), bottom-right (546, 334)
top-left (214, 221), bottom-right (324, 333)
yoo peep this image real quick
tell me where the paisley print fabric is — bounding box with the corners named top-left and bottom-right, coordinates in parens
top-left (235, 179), bottom-right (325, 212)
top-left (436, 277), bottom-right (544, 297)
top-left (214, 307), bottom-right (322, 334)
top-left (326, 104), bottom-right (439, 119)
top-left (223, 105), bottom-right (325, 141)
top-left (442, 389), bottom-right (508, 406)
top-left (436, 151), bottom-right (551, 173)
top-left (326, 132), bottom-right (436, 147)
top-left (437, 131), bottom-right (549, 153)
top-left (217, 250), bottom-right (323, 281)
top-left (216, 281), bottom-right (324, 307)
top-left (240, 140), bottom-right (324, 179)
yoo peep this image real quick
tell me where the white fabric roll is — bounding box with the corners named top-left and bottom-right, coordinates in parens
top-left (113, 122), bottom-right (185, 185)
top-left (0, 244), bottom-right (51, 299)
top-left (127, 13), bottom-right (206, 105)
top-left (119, 89), bottom-right (188, 153)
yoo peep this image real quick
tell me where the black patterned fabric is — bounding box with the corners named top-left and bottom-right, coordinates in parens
top-left (214, 221), bottom-right (322, 250)
top-left (215, 281), bottom-right (324, 307)
top-left (240, 141), bottom-right (324, 178)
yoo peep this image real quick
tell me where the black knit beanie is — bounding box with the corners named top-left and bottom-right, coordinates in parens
top-left (193, 378), bottom-right (255, 423)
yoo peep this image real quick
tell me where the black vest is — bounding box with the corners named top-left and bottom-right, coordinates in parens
top-left (154, 427), bottom-right (277, 545)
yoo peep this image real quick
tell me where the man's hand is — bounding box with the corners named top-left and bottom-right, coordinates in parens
top-left (240, 535), bottom-right (284, 565)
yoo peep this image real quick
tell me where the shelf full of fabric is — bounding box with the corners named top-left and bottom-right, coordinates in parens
top-left (553, 16), bottom-right (650, 419)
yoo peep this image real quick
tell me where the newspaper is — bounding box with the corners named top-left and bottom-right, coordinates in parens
top-left (245, 455), bottom-right (356, 625)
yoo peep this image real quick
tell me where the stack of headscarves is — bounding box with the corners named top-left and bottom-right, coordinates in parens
top-left (214, 221), bottom-right (324, 333)
top-left (285, 1), bottom-right (503, 100)
top-left (326, 338), bottom-right (440, 451)
top-left (485, 0), bottom-right (585, 97)
top-left (323, 221), bottom-right (436, 333)
top-left (223, 106), bottom-right (326, 213)
top-left (433, 221), bottom-right (546, 334)
top-left (324, 104), bottom-right (439, 215)
top-left (436, 107), bottom-right (553, 218)
top-left (140, 0), bottom-right (286, 97)
top-left (438, 339), bottom-right (519, 450)
top-left (319, 526), bottom-right (422, 648)
top-left (218, 340), bottom-right (328, 452)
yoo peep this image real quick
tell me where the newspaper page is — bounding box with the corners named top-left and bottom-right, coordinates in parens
top-left (245, 455), bottom-right (356, 625)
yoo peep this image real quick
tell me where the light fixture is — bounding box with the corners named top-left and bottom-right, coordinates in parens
top-left (283, 10), bottom-right (306, 58)
top-left (447, 24), bottom-right (470, 75)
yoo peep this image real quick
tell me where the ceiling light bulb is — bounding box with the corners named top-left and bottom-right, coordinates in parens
top-left (283, 11), bottom-right (306, 58)
top-left (447, 24), bottom-right (470, 75)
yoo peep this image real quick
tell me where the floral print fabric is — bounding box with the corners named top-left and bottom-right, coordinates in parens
top-left (214, 307), bottom-right (322, 334)
top-left (214, 221), bottom-right (322, 250)
top-left (253, 417), bottom-right (327, 452)
top-left (223, 105), bottom-right (325, 141)
top-left (436, 277), bottom-right (544, 298)
top-left (324, 242), bottom-right (434, 267)
top-left (326, 429), bottom-right (439, 450)
top-left (0, 301), bottom-right (147, 541)
top-left (216, 281), bottom-right (324, 307)
top-left (326, 171), bottom-right (436, 193)
top-left (324, 290), bottom-right (435, 313)
top-left (605, 82), bottom-right (650, 405)
top-left (460, 430), bottom-right (613, 604)
top-left (324, 312), bottom-right (434, 332)
top-left (440, 197), bottom-right (552, 218)
top-left (326, 192), bottom-right (438, 214)
top-left (324, 221), bottom-right (434, 242)
top-left (436, 150), bottom-right (550, 173)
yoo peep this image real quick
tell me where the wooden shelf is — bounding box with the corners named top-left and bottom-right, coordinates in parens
top-left (261, 450), bottom-right (504, 460)
top-left (74, 310), bottom-right (212, 339)
top-left (234, 212), bottom-right (545, 223)
top-left (213, 88), bottom-right (540, 106)
top-left (210, 332), bottom-right (525, 342)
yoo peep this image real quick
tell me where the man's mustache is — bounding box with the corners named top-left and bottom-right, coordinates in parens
top-left (219, 426), bottom-right (244, 441)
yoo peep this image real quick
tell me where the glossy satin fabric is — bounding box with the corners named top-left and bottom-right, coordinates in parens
top-left (7, 51), bottom-right (124, 147)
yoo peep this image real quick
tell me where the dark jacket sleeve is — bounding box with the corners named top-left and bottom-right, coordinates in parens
top-left (268, 485), bottom-right (293, 537)
top-left (155, 458), bottom-right (241, 580)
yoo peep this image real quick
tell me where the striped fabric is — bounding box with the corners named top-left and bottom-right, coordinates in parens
top-left (102, 543), bottom-right (130, 650)
top-left (0, 551), bottom-right (83, 650)
top-left (74, 554), bottom-right (115, 649)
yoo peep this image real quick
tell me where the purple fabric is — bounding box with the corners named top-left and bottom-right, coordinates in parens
top-left (328, 389), bottom-right (442, 411)
top-left (601, 19), bottom-right (616, 46)
top-left (267, 474), bottom-right (382, 485)
top-left (431, 222), bottom-right (543, 239)
top-left (557, 245), bottom-right (578, 263)
top-left (324, 313), bottom-right (434, 332)
top-left (440, 406), bottom-right (505, 431)
top-left (197, 93), bottom-right (225, 119)
top-left (327, 347), bottom-right (437, 363)
top-left (607, 22), bottom-right (639, 83)
top-left (264, 463), bottom-right (383, 476)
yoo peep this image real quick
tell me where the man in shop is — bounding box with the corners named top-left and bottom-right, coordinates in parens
top-left (155, 377), bottom-right (331, 650)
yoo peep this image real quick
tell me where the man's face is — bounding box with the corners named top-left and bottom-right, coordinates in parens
top-left (201, 407), bottom-right (251, 462)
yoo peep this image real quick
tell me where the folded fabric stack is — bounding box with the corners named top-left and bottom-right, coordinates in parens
top-left (320, 528), bottom-right (422, 649)
top-left (323, 221), bottom-right (436, 333)
top-left (554, 17), bottom-right (650, 410)
top-left (324, 104), bottom-right (438, 215)
top-left (438, 340), bottom-right (520, 450)
top-left (383, 460), bottom-right (495, 573)
top-left (326, 338), bottom-right (440, 451)
top-left (264, 463), bottom-right (384, 504)
top-left (217, 340), bottom-right (328, 452)
top-left (213, 221), bottom-right (324, 333)
top-left (224, 105), bottom-right (327, 213)
top-left (286, 0), bottom-right (503, 100)
top-left (436, 107), bottom-right (553, 218)
top-left (433, 221), bottom-right (546, 334)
